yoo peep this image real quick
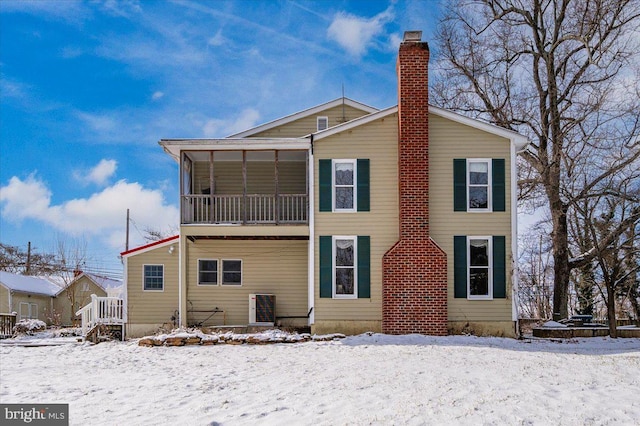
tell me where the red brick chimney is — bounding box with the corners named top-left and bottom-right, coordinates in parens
top-left (382, 31), bottom-right (448, 335)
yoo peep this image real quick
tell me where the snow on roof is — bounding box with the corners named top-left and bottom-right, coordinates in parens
top-left (0, 271), bottom-right (63, 296)
top-left (82, 272), bottom-right (122, 291)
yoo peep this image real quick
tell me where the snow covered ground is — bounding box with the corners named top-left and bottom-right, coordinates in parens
top-left (1, 332), bottom-right (639, 425)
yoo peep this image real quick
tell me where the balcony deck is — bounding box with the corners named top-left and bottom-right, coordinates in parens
top-left (182, 194), bottom-right (308, 225)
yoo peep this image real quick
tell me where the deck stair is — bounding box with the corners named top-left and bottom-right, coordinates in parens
top-left (76, 295), bottom-right (125, 343)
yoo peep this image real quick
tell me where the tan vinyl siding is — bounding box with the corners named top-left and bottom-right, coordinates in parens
top-left (10, 293), bottom-right (52, 323)
top-left (252, 105), bottom-right (372, 138)
top-left (314, 113), bottom-right (399, 321)
top-left (192, 160), bottom-right (306, 195)
top-left (0, 285), bottom-right (10, 313)
top-left (428, 113), bottom-right (513, 322)
top-left (126, 245), bottom-right (179, 327)
top-left (53, 277), bottom-right (107, 326)
top-left (185, 240), bottom-right (308, 326)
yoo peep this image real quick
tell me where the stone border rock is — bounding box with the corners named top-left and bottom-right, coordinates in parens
top-left (138, 329), bottom-right (346, 347)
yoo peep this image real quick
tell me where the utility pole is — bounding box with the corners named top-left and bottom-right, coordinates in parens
top-left (125, 209), bottom-right (130, 251)
top-left (25, 241), bottom-right (31, 275)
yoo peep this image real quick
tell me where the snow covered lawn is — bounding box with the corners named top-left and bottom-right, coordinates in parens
top-left (1, 333), bottom-right (639, 425)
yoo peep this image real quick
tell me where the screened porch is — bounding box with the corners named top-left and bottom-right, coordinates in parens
top-left (181, 150), bottom-right (309, 225)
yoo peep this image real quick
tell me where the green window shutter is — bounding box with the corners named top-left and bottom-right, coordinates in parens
top-left (454, 236), bottom-right (467, 298)
top-left (492, 159), bottom-right (506, 212)
top-left (319, 236), bottom-right (332, 298)
top-left (357, 236), bottom-right (370, 298)
top-left (453, 159), bottom-right (467, 211)
top-left (357, 159), bottom-right (370, 212)
top-left (319, 159), bottom-right (332, 212)
top-left (493, 236), bottom-right (506, 298)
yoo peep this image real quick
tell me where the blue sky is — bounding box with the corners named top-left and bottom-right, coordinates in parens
top-left (0, 0), bottom-right (442, 277)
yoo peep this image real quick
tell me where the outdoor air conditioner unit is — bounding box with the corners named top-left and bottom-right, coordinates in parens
top-left (249, 294), bottom-right (276, 325)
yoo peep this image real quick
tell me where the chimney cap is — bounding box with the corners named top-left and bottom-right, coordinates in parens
top-left (403, 31), bottom-right (422, 42)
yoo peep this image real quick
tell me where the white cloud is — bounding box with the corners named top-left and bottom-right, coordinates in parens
top-left (203, 108), bottom-right (261, 137)
top-left (327, 8), bottom-right (394, 57)
top-left (77, 159), bottom-right (118, 186)
top-left (0, 174), bottom-right (179, 250)
top-left (208, 29), bottom-right (227, 46)
top-left (152, 91), bottom-right (164, 100)
top-left (75, 111), bottom-right (117, 132)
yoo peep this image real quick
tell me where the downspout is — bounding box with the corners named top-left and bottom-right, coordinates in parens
top-left (307, 135), bottom-right (315, 326)
top-left (510, 140), bottom-right (518, 325)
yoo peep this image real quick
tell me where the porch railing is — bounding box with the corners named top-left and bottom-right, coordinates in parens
top-left (0, 313), bottom-right (17, 339)
top-left (76, 294), bottom-right (124, 337)
top-left (182, 194), bottom-right (308, 224)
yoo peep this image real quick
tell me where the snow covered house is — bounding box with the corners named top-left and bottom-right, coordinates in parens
top-left (0, 271), bottom-right (64, 323)
top-left (0, 270), bottom-right (123, 326)
top-left (52, 272), bottom-right (123, 326)
top-left (122, 31), bottom-right (528, 338)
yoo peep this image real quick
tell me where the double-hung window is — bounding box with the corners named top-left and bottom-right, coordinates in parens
top-left (453, 158), bottom-right (505, 212)
top-left (143, 265), bottom-right (164, 291)
top-left (198, 259), bottom-right (218, 285)
top-left (468, 237), bottom-right (492, 299)
top-left (333, 160), bottom-right (357, 211)
top-left (454, 235), bottom-right (506, 300)
top-left (319, 159), bottom-right (370, 212)
top-left (319, 235), bottom-right (370, 299)
top-left (333, 236), bottom-right (357, 298)
top-left (467, 159), bottom-right (491, 211)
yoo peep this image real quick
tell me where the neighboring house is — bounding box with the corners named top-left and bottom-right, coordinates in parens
top-left (123, 31), bottom-right (528, 338)
top-left (0, 271), bottom-right (62, 323)
top-left (53, 272), bottom-right (123, 326)
top-left (0, 270), bottom-right (123, 326)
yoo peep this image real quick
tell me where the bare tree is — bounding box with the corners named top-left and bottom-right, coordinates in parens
top-left (0, 243), bottom-right (58, 275)
top-left (433, 0), bottom-right (640, 319)
top-left (518, 226), bottom-right (554, 318)
top-left (55, 237), bottom-right (90, 324)
top-left (569, 183), bottom-right (640, 336)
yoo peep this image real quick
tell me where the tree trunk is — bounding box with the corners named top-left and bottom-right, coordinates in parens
top-left (550, 191), bottom-right (570, 320)
top-left (606, 281), bottom-right (618, 338)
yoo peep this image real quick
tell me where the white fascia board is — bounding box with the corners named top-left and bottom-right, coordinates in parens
top-left (312, 106), bottom-right (398, 141)
top-left (428, 105), bottom-right (530, 151)
top-left (160, 138), bottom-right (311, 161)
top-left (121, 236), bottom-right (180, 259)
top-left (228, 98), bottom-right (379, 138)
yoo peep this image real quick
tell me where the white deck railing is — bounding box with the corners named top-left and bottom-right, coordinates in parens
top-left (182, 194), bottom-right (308, 224)
top-left (76, 294), bottom-right (124, 337)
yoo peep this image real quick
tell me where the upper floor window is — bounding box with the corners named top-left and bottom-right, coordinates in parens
top-left (143, 264), bottom-right (164, 291)
top-left (333, 160), bottom-right (356, 211)
top-left (319, 159), bottom-right (370, 213)
top-left (453, 158), bottom-right (505, 212)
top-left (468, 159), bottom-right (491, 211)
top-left (317, 116), bottom-right (329, 131)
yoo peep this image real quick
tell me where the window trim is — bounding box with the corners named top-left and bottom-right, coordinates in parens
top-left (467, 158), bottom-right (492, 212)
top-left (19, 302), bottom-right (38, 320)
top-left (332, 235), bottom-right (358, 299)
top-left (221, 259), bottom-right (243, 286)
top-left (467, 236), bottom-right (493, 300)
top-left (332, 159), bottom-right (357, 213)
top-left (317, 116), bottom-right (329, 131)
top-left (197, 258), bottom-right (219, 286)
top-left (143, 264), bottom-right (165, 292)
